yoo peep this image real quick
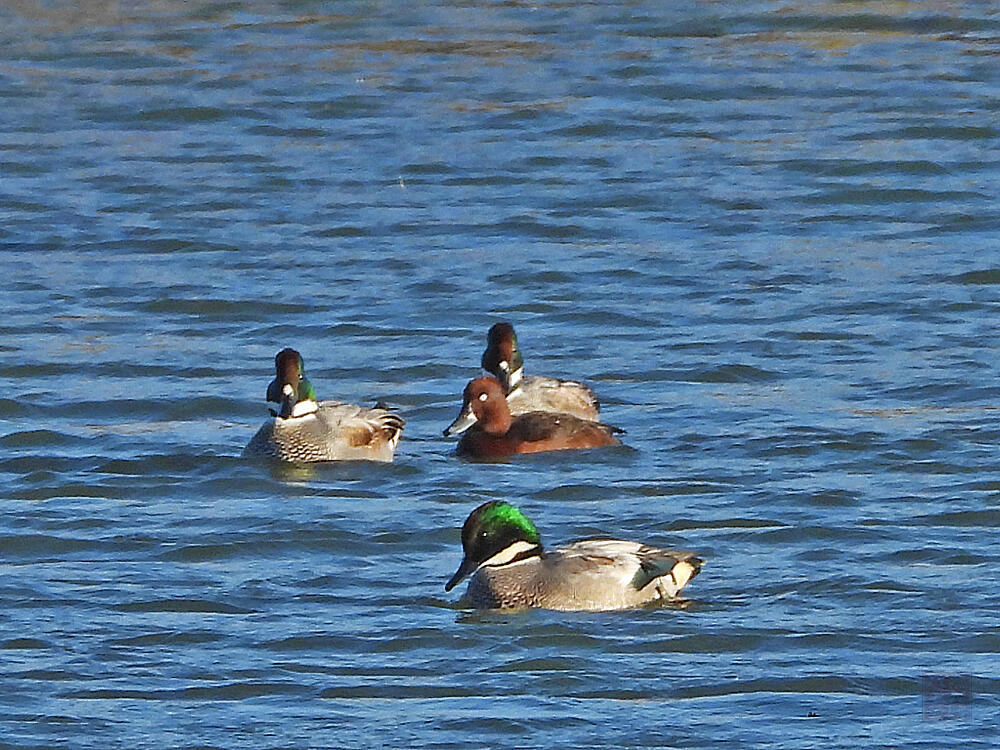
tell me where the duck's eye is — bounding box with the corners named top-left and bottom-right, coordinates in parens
top-left (478, 393), bottom-right (488, 401)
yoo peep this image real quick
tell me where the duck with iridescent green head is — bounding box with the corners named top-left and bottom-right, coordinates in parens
top-left (244, 348), bottom-right (404, 462)
top-left (481, 322), bottom-right (600, 421)
top-left (446, 501), bottom-right (703, 611)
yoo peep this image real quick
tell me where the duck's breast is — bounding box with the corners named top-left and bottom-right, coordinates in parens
top-left (243, 413), bottom-right (338, 462)
top-left (465, 560), bottom-right (545, 608)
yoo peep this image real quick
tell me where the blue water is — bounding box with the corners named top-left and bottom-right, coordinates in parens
top-left (2, 1), bottom-right (998, 748)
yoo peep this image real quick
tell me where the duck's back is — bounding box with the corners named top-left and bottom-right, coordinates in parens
top-left (541, 540), bottom-right (700, 610)
top-left (508, 411), bottom-right (619, 452)
top-left (507, 375), bottom-right (599, 421)
top-left (243, 401), bottom-right (403, 462)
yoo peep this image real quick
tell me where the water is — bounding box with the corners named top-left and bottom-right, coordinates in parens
top-left (2, 1), bottom-right (998, 747)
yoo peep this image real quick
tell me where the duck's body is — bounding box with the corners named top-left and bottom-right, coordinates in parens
top-left (244, 348), bottom-right (404, 463)
top-left (456, 409), bottom-right (620, 458)
top-left (481, 322), bottom-right (599, 421)
top-left (447, 502), bottom-right (702, 612)
top-left (444, 377), bottom-right (620, 458)
top-left (243, 400), bottom-right (404, 462)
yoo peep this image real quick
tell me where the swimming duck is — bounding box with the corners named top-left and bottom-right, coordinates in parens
top-left (481, 322), bottom-right (599, 421)
top-left (446, 501), bottom-right (703, 611)
top-left (243, 348), bottom-right (404, 463)
top-left (443, 376), bottom-right (620, 458)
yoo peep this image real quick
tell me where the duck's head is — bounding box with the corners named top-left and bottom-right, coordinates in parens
top-left (443, 376), bottom-right (510, 437)
top-left (266, 347), bottom-right (318, 419)
top-left (445, 500), bottom-right (543, 592)
top-left (481, 322), bottom-right (524, 395)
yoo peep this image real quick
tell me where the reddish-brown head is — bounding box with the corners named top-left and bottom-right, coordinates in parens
top-left (444, 376), bottom-right (512, 436)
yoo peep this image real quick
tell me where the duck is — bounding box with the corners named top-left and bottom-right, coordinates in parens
top-left (443, 376), bottom-right (620, 458)
top-left (481, 322), bottom-right (599, 421)
top-left (445, 500), bottom-right (703, 611)
top-left (243, 348), bottom-right (404, 463)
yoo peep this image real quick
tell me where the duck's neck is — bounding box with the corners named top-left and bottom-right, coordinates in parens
top-left (481, 540), bottom-right (543, 569)
top-left (478, 401), bottom-right (513, 435)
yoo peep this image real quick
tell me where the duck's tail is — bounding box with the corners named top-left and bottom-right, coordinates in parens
top-left (373, 402), bottom-right (406, 448)
top-left (633, 549), bottom-right (703, 598)
top-left (667, 555), bottom-right (702, 595)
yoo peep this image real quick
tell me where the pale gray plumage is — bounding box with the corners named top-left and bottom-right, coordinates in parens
top-left (506, 374), bottom-right (600, 421)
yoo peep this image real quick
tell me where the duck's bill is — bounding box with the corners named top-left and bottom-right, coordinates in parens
top-left (278, 390), bottom-right (297, 418)
top-left (443, 405), bottom-right (478, 436)
top-left (445, 556), bottom-right (477, 591)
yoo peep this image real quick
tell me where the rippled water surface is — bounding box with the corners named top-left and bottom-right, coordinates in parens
top-left (2, 1), bottom-right (999, 747)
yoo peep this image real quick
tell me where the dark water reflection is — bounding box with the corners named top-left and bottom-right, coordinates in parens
top-left (1, 1), bottom-right (998, 748)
